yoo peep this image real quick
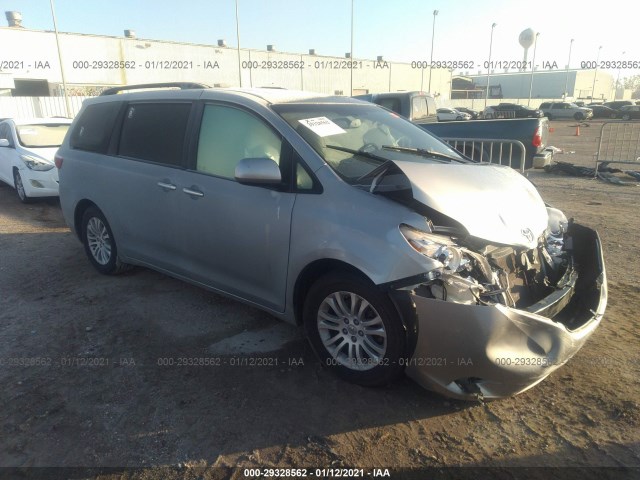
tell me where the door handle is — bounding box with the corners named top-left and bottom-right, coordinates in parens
top-left (183, 187), bottom-right (204, 198)
top-left (157, 181), bottom-right (177, 191)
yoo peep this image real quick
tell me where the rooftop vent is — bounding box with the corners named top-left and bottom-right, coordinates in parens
top-left (345, 52), bottom-right (351, 58)
top-left (218, 39), bottom-right (227, 47)
top-left (267, 44), bottom-right (276, 52)
top-left (308, 49), bottom-right (316, 55)
top-left (124, 29), bottom-right (136, 38)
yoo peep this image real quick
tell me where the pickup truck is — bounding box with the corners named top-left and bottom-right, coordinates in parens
top-left (354, 91), bottom-right (553, 170)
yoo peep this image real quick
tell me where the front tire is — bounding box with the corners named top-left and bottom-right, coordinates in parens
top-left (81, 206), bottom-right (132, 275)
top-left (303, 272), bottom-right (407, 387)
top-left (574, 112), bottom-right (585, 121)
top-left (485, 113), bottom-right (493, 119)
top-left (13, 170), bottom-right (30, 203)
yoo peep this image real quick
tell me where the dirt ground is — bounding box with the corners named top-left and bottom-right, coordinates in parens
top-left (0, 119), bottom-right (639, 479)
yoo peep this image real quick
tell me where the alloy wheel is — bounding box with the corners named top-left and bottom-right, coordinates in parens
top-left (86, 217), bottom-right (112, 265)
top-left (316, 291), bottom-right (387, 371)
top-left (14, 171), bottom-right (26, 201)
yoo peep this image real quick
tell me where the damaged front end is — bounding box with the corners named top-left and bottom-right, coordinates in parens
top-left (395, 210), bottom-right (607, 400)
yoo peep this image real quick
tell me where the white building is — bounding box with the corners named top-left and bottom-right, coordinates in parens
top-left (467, 69), bottom-right (615, 102)
top-left (0, 17), bottom-right (452, 99)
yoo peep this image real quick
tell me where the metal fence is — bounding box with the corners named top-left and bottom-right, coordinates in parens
top-left (442, 138), bottom-right (527, 173)
top-left (483, 110), bottom-right (516, 120)
top-left (595, 122), bottom-right (640, 174)
top-left (0, 96), bottom-right (88, 119)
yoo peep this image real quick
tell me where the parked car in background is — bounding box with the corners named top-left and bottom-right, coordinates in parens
top-left (618, 105), bottom-right (640, 120)
top-left (436, 108), bottom-right (471, 122)
top-left (0, 118), bottom-right (72, 202)
top-left (353, 91), bottom-right (438, 124)
top-left (453, 106), bottom-right (480, 119)
top-left (355, 92), bottom-right (553, 170)
top-left (603, 100), bottom-right (634, 111)
top-left (589, 105), bottom-right (619, 119)
top-left (57, 84), bottom-right (606, 400)
top-left (482, 103), bottom-right (544, 119)
top-left (539, 102), bottom-right (593, 121)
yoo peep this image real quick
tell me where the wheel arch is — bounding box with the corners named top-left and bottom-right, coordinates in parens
top-left (11, 165), bottom-right (21, 185)
top-left (293, 259), bottom-right (370, 326)
top-left (292, 258), bottom-right (419, 357)
top-left (73, 199), bottom-right (99, 241)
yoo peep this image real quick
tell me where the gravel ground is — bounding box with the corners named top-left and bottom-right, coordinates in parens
top-left (0, 119), bottom-right (638, 479)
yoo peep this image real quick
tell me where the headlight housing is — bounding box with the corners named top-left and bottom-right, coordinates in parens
top-left (400, 224), bottom-right (466, 272)
top-left (20, 154), bottom-right (55, 171)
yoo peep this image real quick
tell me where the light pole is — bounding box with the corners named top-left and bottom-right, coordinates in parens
top-left (49, 0), bottom-right (71, 117)
top-left (615, 51), bottom-right (625, 99)
top-left (591, 45), bottom-right (602, 101)
top-left (427, 10), bottom-right (438, 93)
top-left (235, 0), bottom-right (242, 87)
top-left (350, 0), bottom-right (354, 96)
top-left (484, 23), bottom-right (497, 108)
top-left (564, 39), bottom-right (574, 100)
top-left (527, 32), bottom-right (540, 106)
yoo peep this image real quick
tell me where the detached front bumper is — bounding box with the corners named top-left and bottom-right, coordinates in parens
top-left (405, 223), bottom-right (607, 400)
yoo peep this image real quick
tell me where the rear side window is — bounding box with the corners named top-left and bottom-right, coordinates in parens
top-left (411, 97), bottom-right (429, 120)
top-left (426, 97), bottom-right (437, 115)
top-left (70, 101), bottom-right (122, 153)
top-left (118, 103), bottom-right (191, 166)
top-left (378, 97), bottom-right (401, 115)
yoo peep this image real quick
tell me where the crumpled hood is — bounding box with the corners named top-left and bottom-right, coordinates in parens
top-left (392, 160), bottom-right (548, 249)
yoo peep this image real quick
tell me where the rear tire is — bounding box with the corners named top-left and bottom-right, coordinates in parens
top-left (13, 170), bottom-right (30, 204)
top-left (81, 206), bottom-right (132, 275)
top-left (303, 272), bottom-right (407, 387)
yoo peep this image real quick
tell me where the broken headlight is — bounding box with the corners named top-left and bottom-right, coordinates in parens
top-left (400, 224), bottom-right (467, 272)
top-left (545, 207), bottom-right (569, 257)
top-left (20, 154), bottom-right (55, 171)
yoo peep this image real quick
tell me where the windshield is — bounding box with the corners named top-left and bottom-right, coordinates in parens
top-left (273, 103), bottom-right (465, 182)
top-left (16, 124), bottom-right (70, 148)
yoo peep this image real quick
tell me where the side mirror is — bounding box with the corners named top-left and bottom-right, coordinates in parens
top-left (0, 139), bottom-right (9, 147)
top-left (234, 157), bottom-right (282, 185)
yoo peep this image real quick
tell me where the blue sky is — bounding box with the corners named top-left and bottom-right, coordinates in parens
top-left (5, 0), bottom-right (640, 78)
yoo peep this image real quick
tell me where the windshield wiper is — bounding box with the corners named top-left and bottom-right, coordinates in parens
top-left (326, 144), bottom-right (389, 164)
top-left (381, 145), bottom-right (465, 163)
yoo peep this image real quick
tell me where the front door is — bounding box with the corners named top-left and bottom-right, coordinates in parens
top-left (174, 103), bottom-right (296, 312)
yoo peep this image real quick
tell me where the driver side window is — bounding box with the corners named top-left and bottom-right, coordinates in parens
top-left (196, 105), bottom-right (282, 179)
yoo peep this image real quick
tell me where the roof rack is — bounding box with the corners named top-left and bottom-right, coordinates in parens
top-left (100, 82), bottom-right (210, 96)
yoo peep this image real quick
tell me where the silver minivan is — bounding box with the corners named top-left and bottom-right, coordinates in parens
top-left (57, 84), bottom-right (607, 400)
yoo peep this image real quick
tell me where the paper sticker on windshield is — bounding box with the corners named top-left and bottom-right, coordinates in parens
top-left (298, 117), bottom-right (346, 137)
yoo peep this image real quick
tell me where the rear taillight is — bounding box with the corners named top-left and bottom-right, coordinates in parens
top-left (54, 154), bottom-right (63, 169)
top-left (532, 126), bottom-right (542, 148)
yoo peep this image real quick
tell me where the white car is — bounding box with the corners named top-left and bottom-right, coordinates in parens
top-left (0, 118), bottom-right (72, 202)
top-left (436, 108), bottom-right (471, 122)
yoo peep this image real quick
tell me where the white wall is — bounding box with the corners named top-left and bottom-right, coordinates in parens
top-left (0, 27), bottom-right (452, 98)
